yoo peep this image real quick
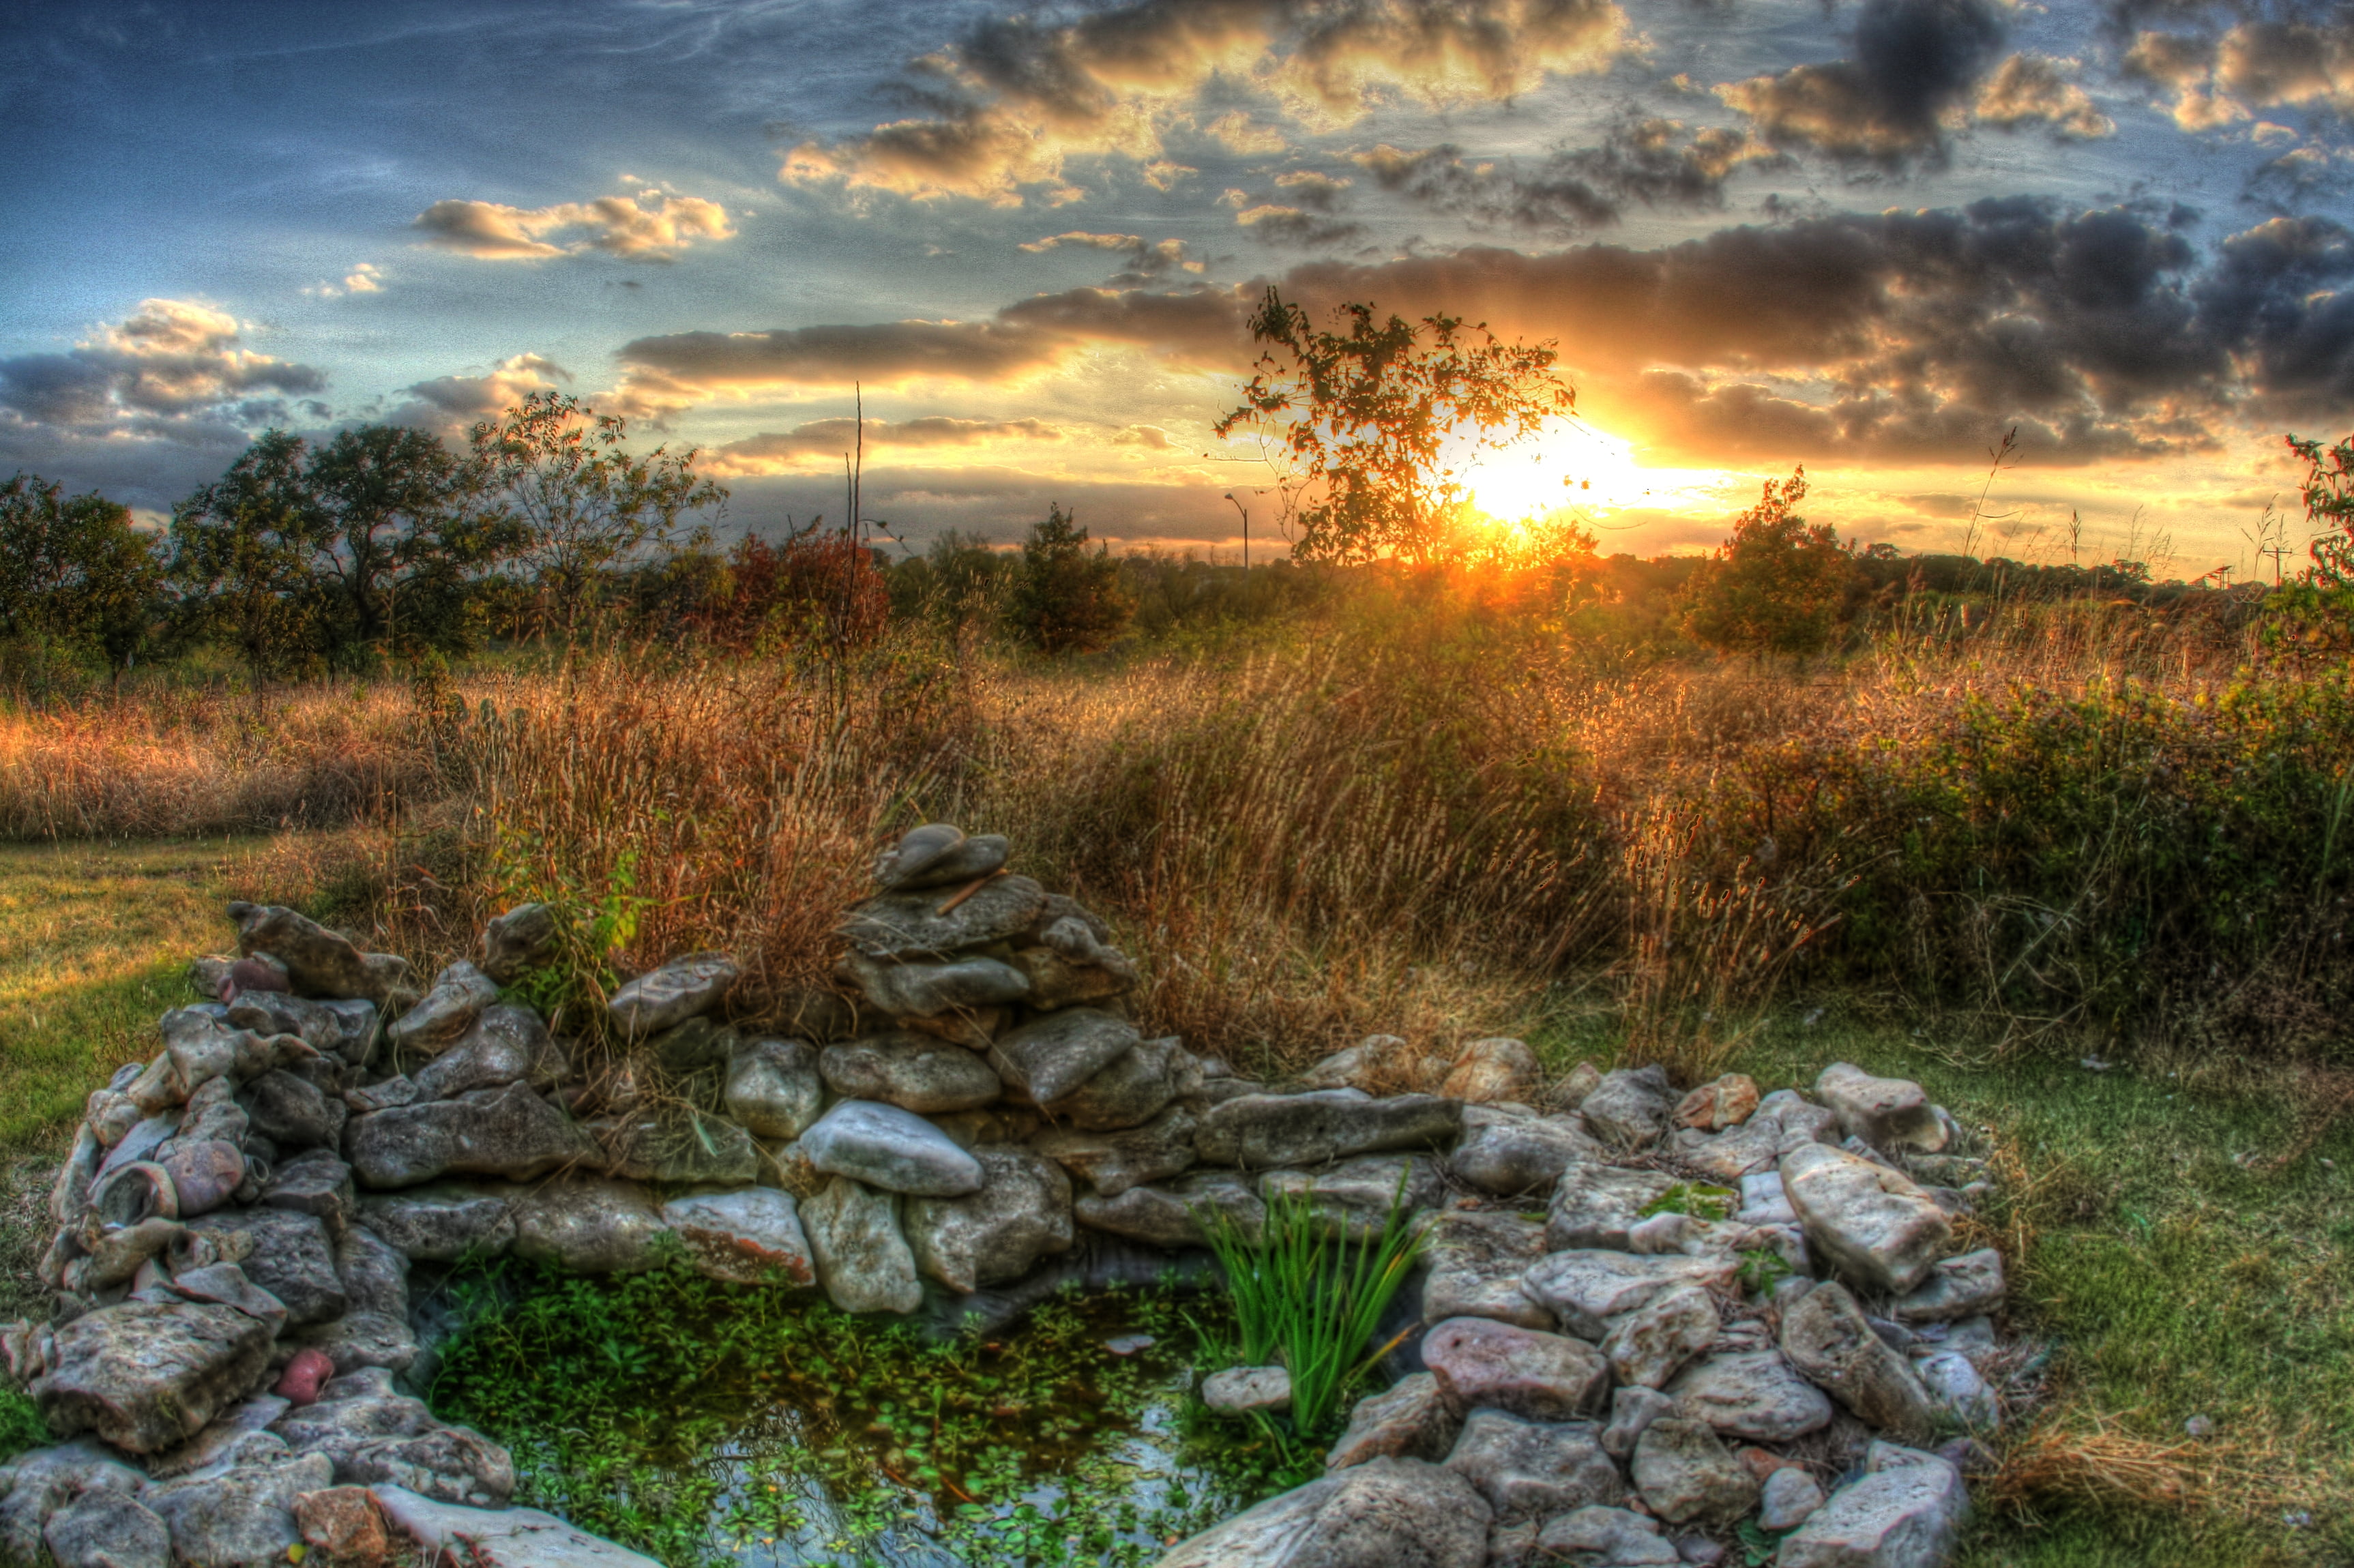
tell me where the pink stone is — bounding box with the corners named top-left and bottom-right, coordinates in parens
top-left (1422, 1316), bottom-right (1610, 1422)
top-left (274, 1346), bottom-right (336, 1406)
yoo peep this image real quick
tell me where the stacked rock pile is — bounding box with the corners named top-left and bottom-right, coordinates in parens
top-left (0, 822), bottom-right (2013, 1568)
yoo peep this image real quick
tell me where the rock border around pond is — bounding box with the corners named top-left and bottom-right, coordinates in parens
top-left (2, 822), bottom-right (2013, 1568)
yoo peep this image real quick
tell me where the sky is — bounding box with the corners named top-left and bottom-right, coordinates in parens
top-left (1, 0), bottom-right (2350, 576)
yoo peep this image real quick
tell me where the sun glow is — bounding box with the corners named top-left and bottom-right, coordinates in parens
top-left (1465, 421), bottom-right (1734, 522)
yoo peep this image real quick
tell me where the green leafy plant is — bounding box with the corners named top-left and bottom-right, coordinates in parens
top-left (1639, 1181), bottom-right (1737, 1222)
top-left (1733, 1245), bottom-right (1793, 1297)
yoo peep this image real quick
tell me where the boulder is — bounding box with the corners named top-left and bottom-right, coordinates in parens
top-left (722, 1037), bottom-right (825, 1140)
top-left (902, 1146), bottom-right (1075, 1293)
top-left (1631, 1417), bottom-right (1758, 1525)
top-left (801, 1099), bottom-right (985, 1197)
top-left (1674, 1074), bottom-right (1760, 1132)
top-left (802, 1177), bottom-right (922, 1315)
top-left (1422, 1318), bottom-right (1610, 1421)
top-left (1448, 1108), bottom-right (1607, 1196)
top-left (1202, 1366), bottom-right (1291, 1415)
top-left (1578, 1065), bottom-right (1675, 1149)
top-left (1664, 1352), bottom-right (1834, 1443)
top-left (344, 1082), bottom-right (595, 1190)
top-left (271, 1368), bottom-right (513, 1507)
top-left (1439, 1038), bottom-right (1540, 1105)
top-left (511, 1180), bottom-right (668, 1274)
top-left (370, 1485), bottom-right (665, 1568)
top-left (145, 1453), bottom-right (336, 1567)
top-left (227, 904), bottom-right (412, 1005)
top-left (480, 904), bottom-right (559, 985)
top-left (988, 1008), bottom-right (1141, 1107)
top-left (188, 1208), bottom-right (347, 1325)
top-left (606, 954), bottom-right (738, 1041)
top-left (413, 1007), bottom-right (569, 1102)
top-left (660, 1189), bottom-right (816, 1287)
top-left (839, 951), bottom-right (1031, 1018)
top-left (1301, 1035), bottom-right (1428, 1094)
top-left (241, 1069), bottom-right (347, 1152)
top-left (1600, 1385), bottom-right (1677, 1461)
top-left (33, 1301), bottom-right (276, 1453)
top-left (839, 874), bottom-right (1048, 961)
top-left (1537, 1507), bottom-right (1680, 1566)
top-left (1759, 1466), bottom-right (1827, 1532)
top-left (1520, 1251), bottom-right (1738, 1340)
top-left (1780, 1282), bottom-right (1937, 1440)
top-left (1073, 1170), bottom-right (1265, 1250)
top-left (821, 1033), bottom-right (1003, 1114)
top-left (1324, 1373), bottom-right (1459, 1470)
top-left (1043, 1035), bottom-right (1198, 1132)
top-left (1196, 1091), bottom-right (1462, 1169)
top-left (1156, 1456), bottom-right (1490, 1568)
top-left (225, 993), bottom-right (378, 1067)
top-left (292, 1486), bottom-right (391, 1564)
top-left (1442, 1409), bottom-right (1621, 1525)
top-left (1259, 1154), bottom-right (1442, 1242)
top-left (1548, 1162), bottom-right (1681, 1251)
top-left (1814, 1064), bottom-right (1950, 1154)
top-left (358, 1183), bottom-right (523, 1261)
top-left (389, 964), bottom-right (502, 1058)
top-left (263, 1152), bottom-right (357, 1227)
top-left (1780, 1143), bottom-right (1954, 1295)
top-left (593, 1108), bottom-right (758, 1185)
top-left (1031, 1106), bottom-right (1199, 1198)
top-left (44, 1490), bottom-right (170, 1568)
top-left (1007, 944), bottom-right (1132, 1011)
top-left (1775, 1457), bottom-right (1969, 1568)
top-left (1892, 1248), bottom-right (2005, 1323)
top-left (1913, 1350), bottom-right (2000, 1428)
top-left (1419, 1210), bottom-right (1552, 1330)
top-left (870, 823), bottom-right (1008, 891)
top-left (1602, 1283), bottom-right (1719, 1390)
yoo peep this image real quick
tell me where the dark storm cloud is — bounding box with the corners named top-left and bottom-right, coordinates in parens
top-left (1353, 120), bottom-right (1779, 235)
top-left (1718, 0), bottom-right (2008, 162)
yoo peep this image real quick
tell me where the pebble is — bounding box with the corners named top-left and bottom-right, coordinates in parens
top-left (1105, 1335), bottom-right (1155, 1356)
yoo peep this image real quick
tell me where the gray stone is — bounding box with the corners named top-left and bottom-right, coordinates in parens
top-left (168, 1262), bottom-right (289, 1337)
top-left (988, 1007), bottom-right (1141, 1106)
top-left (801, 1099), bottom-right (985, 1196)
top-left (1632, 1417), bottom-right (1759, 1525)
top-left (723, 1037), bottom-right (825, 1140)
top-left (1600, 1385), bottom-right (1677, 1461)
top-left (1664, 1352), bottom-right (1834, 1443)
top-left (802, 1177), bottom-right (922, 1314)
top-left (1325, 1373), bottom-right (1459, 1470)
top-left (1196, 1091), bottom-right (1462, 1170)
top-left (228, 904), bottom-right (413, 1005)
top-left (1439, 1039), bottom-right (1540, 1106)
top-left (1520, 1251), bottom-right (1739, 1340)
top-left (145, 1453), bottom-right (336, 1567)
top-left (1603, 1283), bottom-right (1720, 1390)
top-left (1007, 943), bottom-right (1132, 1011)
top-left (1913, 1350), bottom-right (1999, 1428)
top-left (372, 1485), bottom-right (666, 1568)
top-left (821, 1033), bottom-right (1003, 1113)
top-left (1892, 1248), bottom-right (2005, 1323)
top-left (1202, 1366), bottom-right (1291, 1414)
top-left (1448, 1108), bottom-right (1608, 1196)
top-left (1759, 1466), bottom-right (1827, 1531)
top-left (1780, 1143), bottom-right (1954, 1295)
top-left (1538, 1507), bottom-right (1681, 1566)
top-left (359, 1183), bottom-right (523, 1261)
top-left (344, 1081), bottom-right (595, 1189)
top-left (161, 1137), bottom-right (248, 1219)
top-left (1776, 1458), bottom-right (1969, 1568)
top-left (0, 1442), bottom-right (146, 1566)
top-left (1074, 1170), bottom-right (1264, 1250)
top-left (413, 1007), bottom-right (569, 1101)
top-left (1156, 1456), bottom-right (1490, 1568)
top-left (44, 1488), bottom-right (170, 1568)
top-left (930, 1104), bottom-right (1047, 1150)
top-left (839, 874), bottom-right (1049, 960)
top-left (644, 1016), bottom-right (731, 1076)
top-left (1442, 1408), bottom-right (1621, 1525)
top-left (32, 1301), bottom-right (276, 1453)
top-left (659, 1189), bottom-right (816, 1287)
top-left (240, 1069), bottom-right (347, 1151)
top-left (1301, 1035), bottom-right (1426, 1094)
top-left (1031, 1105), bottom-right (1199, 1198)
top-left (263, 1151), bottom-right (357, 1226)
top-left (1548, 1161), bottom-right (1682, 1251)
top-left (1578, 1065), bottom-right (1675, 1149)
top-left (593, 1107), bottom-right (758, 1185)
top-left (903, 1146), bottom-right (1074, 1293)
top-left (389, 963), bottom-right (502, 1057)
top-left (1420, 1210), bottom-right (1551, 1330)
top-left (225, 992), bottom-right (377, 1066)
top-left (606, 953), bottom-right (738, 1040)
top-left (271, 1368), bottom-right (513, 1505)
top-left (481, 903), bottom-right (559, 984)
top-left (872, 823), bottom-right (990, 889)
top-left (840, 951), bottom-right (1031, 1018)
top-left (1780, 1282), bottom-right (1937, 1440)
top-left (290, 1310), bottom-right (421, 1377)
top-left (188, 1206), bottom-right (346, 1324)
top-left (1814, 1064), bottom-right (1949, 1154)
top-left (1044, 1035), bottom-right (1198, 1132)
top-left (1259, 1154), bottom-right (1443, 1242)
top-left (511, 1180), bottom-right (668, 1273)
top-left (1422, 1317), bottom-right (1610, 1421)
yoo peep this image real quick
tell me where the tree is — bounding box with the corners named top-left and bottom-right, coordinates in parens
top-left (0, 473), bottom-right (167, 681)
top-left (307, 424), bottom-right (520, 658)
top-left (169, 431), bottom-right (330, 679)
top-left (470, 391), bottom-right (726, 644)
top-left (1007, 505), bottom-right (1132, 654)
top-left (2288, 430), bottom-right (2354, 583)
top-left (1214, 289), bottom-right (1574, 565)
top-left (1679, 468), bottom-right (1858, 659)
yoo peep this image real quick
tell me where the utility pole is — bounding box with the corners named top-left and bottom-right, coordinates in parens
top-left (1224, 491), bottom-right (1248, 571)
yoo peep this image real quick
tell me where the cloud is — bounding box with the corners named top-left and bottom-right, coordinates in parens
top-left (2127, 20), bottom-right (2354, 130)
top-left (1205, 110), bottom-right (1289, 153)
top-left (1716, 0), bottom-right (2007, 162)
top-left (1973, 55), bottom-right (2116, 138)
top-left (413, 189), bottom-right (736, 261)
top-left (388, 353), bottom-right (570, 431)
top-left (1353, 121), bottom-right (1776, 233)
top-left (1019, 231), bottom-right (1205, 282)
top-left (1226, 172), bottom-right (1366, 246)
top-left (781, 0), bottom-right (1630, 205)
top-left (709, 416), bottom-right (1065, 474)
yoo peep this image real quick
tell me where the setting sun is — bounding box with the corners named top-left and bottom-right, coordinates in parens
top-left (1465, 421), bottom-right (1737, 523)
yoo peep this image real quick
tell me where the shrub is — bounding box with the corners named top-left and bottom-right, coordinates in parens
top-left (1007, 505), bottom-right (1132, 655)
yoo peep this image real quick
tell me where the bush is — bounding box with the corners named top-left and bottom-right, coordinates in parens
top-left (1007, 505), bottom-right (1132, 655)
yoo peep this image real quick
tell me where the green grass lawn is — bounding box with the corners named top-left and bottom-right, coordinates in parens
top-left (0, 841), bottom-right (2345, 1565)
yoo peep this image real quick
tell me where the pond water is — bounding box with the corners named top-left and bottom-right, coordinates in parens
top-left (417, 1255), bottom-right (1296, 1568)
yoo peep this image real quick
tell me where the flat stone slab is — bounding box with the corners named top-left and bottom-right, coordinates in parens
top-left (606, 954), bottom-right (737, 1041)
top-left (801, 1100), bottom-right (984, 1197)
top-left (821, 1033), bottom-right (1003, 1114)
top-left (1520, 1250), bottom-right (1738, 1340)
top-left (1782, 1142), bottom-right (1954, 1295)
top-left (838, 875), bottom-right (1049, 960)
top-left (987, 1007), bottom-right (1140, 1107)
top-left (1775, 1456), bottom-right (1969, 1568)
top-left (1449, 1108), bottom-right (1607, 1196)
top-left (32, 1301), bottom-right (276, 1454)
top-left (801, 1177), bottom-right (922, 1315)
top-left (345, 1082), bottom-right (595, 1190)
top-left (1073, 1170), bottom-right (1264, 1250)
top-left (1156, 1457), bottom-right (1490, 1568)
top-left (660, 1189), bottom-right (816, 1288)
top-left (372, 1486), bottom-right (664, 1568)
top-left (1664, 1351), bottom-right (1835, 1443)
top-left (359, 1183), bottom-right (525, 1261)
top-left (1195, 1090), bottom-right (1461, 1169)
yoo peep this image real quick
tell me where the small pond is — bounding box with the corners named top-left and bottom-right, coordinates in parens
top-left (416, 1254), bottom-right (1297, 1568)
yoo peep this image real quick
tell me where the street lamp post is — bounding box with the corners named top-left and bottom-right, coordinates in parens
top-left (1224, 491), bottom-right (1248, 571)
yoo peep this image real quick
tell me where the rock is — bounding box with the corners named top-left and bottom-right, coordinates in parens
top-left (840, 874), bottom-right (1048, 961)
top-left (1578, 1065), bottom-right (1675, 1149)
top-left (1604, 1284), bottom-right (1720, 1390)
top-left (1913, 1350), bottom-right (1999, 1428)
top-left (227, 904), bottom-right (412, 1005)
top-left (839, 951), bottom-right (1031, 1018)
top-left (370, 1485), bottom-right (664, 1568)
top-left (1813, 1064), bottom-right (1949, 1154)
top-left (903, 1146), bottom-right (1074, 1292)
top-left (1671, 1091), bottom-right (1839, 1183)
top-left (189, 1207), bottom-right (348, 1324)
top-left (801, 1099), bottom-right (985, 1197)
top-left (1301, 1035), bottom-right (1428, 1094)
top-left (1675, 1075), bottom-right (1760, 1132)
top-left (1537, 1507), bottom-right (1680, 1566)
top-left (511, 1180), bottom-right (668, 1274)
top-left (389, 964), bottom-right (502, 1058)
top-left (1044, 1035), bottom-right (1198, 1132)
top-left (1632, 1417), bottom-right (1759, 1525)
top-left (1664, 1352), bottom-right (1834, 1443)
top-left (643, 1016), bottom-right (731, 1076)
top-left (160, 1140), bottom-right (247, 1218)
top-left (1195, 1091), bottom-right (1462, 1169)
top-left (821, 1033), bottom-right (1003, 1114)
top-left (1202, 1366), bottom-right (1291, 1414)
top-left (51, 1121), bottom-right (102, 1223)
top-left (168, 1262), bottom-right (290, 1337)
top-left (44, 1489), bottom-right (171, 1568)
top-left (481, 904), bottom-right (559, 985)
top-left (1259, 1154), bottom-right (1443, 1242)
top-left (1759, 1466), bottom-right (1826, 1532)
top-left (144, 1453), bottom-right (336, 1567)
top-left (898, 1009), bottom-right (1003, 1050)
top-left (359, 1183), bottom-right (523, 1261)
top-left (660, 1189), bottom-right (816, 1287)
top-left (1780, 1144), bottom-right (1954, 1295)
top-left (1074, 1170), bottom-right (1264, 1250)
top-left (289, 1308), bottom-right (420, 1378)
top-left (721, 1037), bottom-right (824, 1141)
top-left (293, 1485), bottom-right (391, 1564)
top-left (801, 1177), bottom-right (922, 1315)
top-left (1422, 1318), bottom-right (1610, 1421)
top-left (1324, 1373), bottom-right (1460, 1470)
top-left (872, 823), bottom-right (1010, 891)
top-left (1449, 1108), bottom-right (1608, 1196)
top-left (226, 992), bottom-right (378, 1066)
top-left (988, 1008), bottom-right (1140, 1107)
top-left (930, 1104), bottom-right (1046, 1149)
top-left (1439, 1038), bottom-right (1539, 1105)
top-left (1775, 1457), bottom-right (1969, 1568)
top-left (1442, 1408), bottom-right (1621, 1525)
top-left (1156, 1456), bottom-right (1490, 1568)
top-left (1601, 1385), bottom-right (1678, 1461)
top-left (1031, 1106), bottom-right (1198, 1198)
top-left (33, 1300), bottom-right (276, 1453)
top-left (273, 1368), bottom-right (513, 1506)
top-left (1780, 1282), bottom-right (1937, 1441)
top-left (265, 1152), bottom-right (357, 1226)
top-left (277, 1347), bottom-right (337, 1405)
top-left (1007, 944), bottom-right (1131, 1011)
top-left (1892, 1248), bottom-right (2005, 1323)
top-left (89, 1159), bottom-right (177, 1230)
top-left (0, 1442), bottom-right (147, 1565)
top-left (413, 1007), bottom-right (568, 1101)
top-left (241, 1069), bottom-right (347, 1151)
top-left (344, 1082), bottom-right (595, 1190)
top-left (593, 1108), bottom-right (758, 1185)
top-left (1737, 1171), bottom-right (1795, 1226)
top-left (1420, 1210), bottom-right (1552, 1330)
top-left (1548, 1162), bottom-right (1682, 1251)
top-left (606, 953), bottom-right (738, 1040)
top-left (1520, 1251), bottom-right (1739, 1340)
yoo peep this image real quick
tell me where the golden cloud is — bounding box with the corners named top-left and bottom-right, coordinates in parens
top-left (413, 190), bottom-right (736, 261)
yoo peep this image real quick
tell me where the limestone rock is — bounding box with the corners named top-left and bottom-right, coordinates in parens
top-left (389, 964), bottom-right (502, 1058)
top-left (344, 1082), bottom-right (595, 1190)
top-left (1548, 1162), bottom-right (1681, 1251)
top-left (801, 1099), bottom-right (985, 1197)
top-left (1892, 1248), bottom-right (2005, 1323)
top-left (1674, 1074), bottom-right (1760, 1132)
top-left (1195, 1090), bottom-right (1462, 1170)
top-left (1439, 1038), bottom-right (1539, 1105)
top-left (593, 1108), bottom-right (757, 1185)
top-left (1913, 1350), bottom-right (1999, 1428)
top-left (1814, 1064), bottom-right (1949, 1154)
top-left (188, 1207), bottom-right (347, 1325)
top-left (839, 951), bottom-right (1031, 1019)
top-left (370, 1485), bottom-right (665, 1568)
top-left (293, 1485), bottom-right (391, 1564)
top-left (511, 1180), bottom-right (667, 1274)
top-left (1301, 1035), bottom-right (1428, 1095)
top-left (872, 824), bottom-right (1008, 891)
top-left (1419, 1209), bottom-right (1551, 1330)
top-left (1632, 1417), bottom-right (1758, 1526)
top-left (988, 1007), bottom-right (1140, 1107)
top-left (1520, 1251), bottom-right (1738, 1340)
top-left (227, 904), bottom-right (412, 1005)
top-left (1665, 1352), bottom-right (1834, 1443)
top-left (1781, 1282), bottom-right (1937, 1440)
top-left (1780, 1143), bottom-right (1954, 1295)
top-left (1007, 944), bottom-right (1131, 1011)
top-left (1324, 1373), bottom-right (1459, 1470)
top-left (902, 1146), bottom-right (1074, 1292)
top-left (1578, 1065), bottom-right (1675, 1149)
top-left (606, 954), bottom-right (738, 1041)
top-left (1602, 1283), bottom-right (1720, 1390)
top-left (358, 1183), bottom-right (523, 1261)
top-left (1600, 1385), bottom-right (1677, 1461)
top-left (1448, 1106), bottom-right (1607, 1196)
top-left (840, 874), bottom-right (1049, 961)
top-left (146, 1452), bottom-right (336, 1567)
top-left (1201, 1366), bottom-right (1291, 1415)
top-left (272, 1367), bottom-right (514, 1506)
top-left (241, 1069), bottom-right (347, 1152)
top-left (822, 1033), bottom-right (1003, 1114)
top-left (480, 904), bottom-right (559, 985)
top-left (226, 993), bottom-right (379, 1067)
top-left (263, 1151), bottom-right (357, 1227)
top-left (1031, 1106), bottom-right (1198, 1198)
top-left (1073, 1170), bottom-right (1264, 1250)
top-left (413, 1007), bottom-right (568, 1102)
top-left (801, 1177), bottom-right (922, 1315)
top-left (1423, 1317), bottom-right (1610, 1421)
top-left (1776, 1456), bottom-right (1969, 1568)
top-left (167, 1262), bottom-right (290, 1338)
top-left (44, 1489), bottom-right (170, 1568)
top-left (722, 1037), bottom-right (825, 1141)
top-left (1759, 1466), bottom-right (1827, 1532)
top-left (33, 1301), bottom-right (276, 1453)
top-left (1537, 1507), bottom-right (1680, 1566)
top-left (660, 1189), bottom-right (816, 1287)
top-left (0, 1442), bottom-right (146, 1565)
top-left (1043, 1035), bottom-right (1198, 1132)
top-left (1442, 1408), bottom-right (1621, 1525)
top-left (1156, 1456), bottom-right (1490, 1568)
top-left (1259, 1154), bottom-right (1443, 1242)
